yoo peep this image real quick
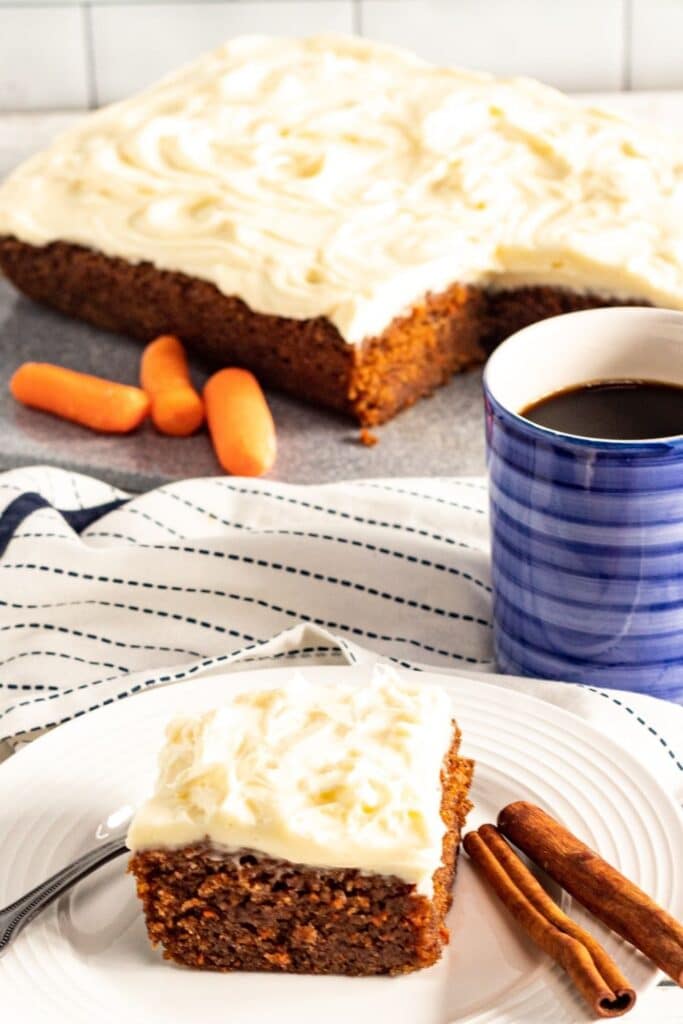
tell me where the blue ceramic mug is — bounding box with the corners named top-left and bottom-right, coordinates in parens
top-left (483, 307), bottom-right (683, 703)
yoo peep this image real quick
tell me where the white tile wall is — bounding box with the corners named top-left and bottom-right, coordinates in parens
top-left (361, 0), bottom-right (624, 92)
top-left (2, 0), bottom-right (683, 111)
top-left (92, 2), bottom-right (354, 104)
top-left (0, 6), bottom-right (90, 109)
top-left (630, 0), bottom-right (683, 90)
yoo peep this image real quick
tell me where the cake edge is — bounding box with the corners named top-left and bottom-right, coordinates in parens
top-left (0, 236), bottom-right (627, 425)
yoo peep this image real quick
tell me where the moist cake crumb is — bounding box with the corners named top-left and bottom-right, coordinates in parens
top-left (359, 428), bottom-right (379, 447)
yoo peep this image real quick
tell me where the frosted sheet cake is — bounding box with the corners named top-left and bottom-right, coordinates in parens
top-left (1, 35), bottom-right (682, 423)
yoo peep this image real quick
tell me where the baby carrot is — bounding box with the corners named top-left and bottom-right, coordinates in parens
top-left (140, 335), bottom-right (204, 437)
top-left (10, 362), bottom-right (150, 433)
top-left (204, 368), bottom-right (276, 477)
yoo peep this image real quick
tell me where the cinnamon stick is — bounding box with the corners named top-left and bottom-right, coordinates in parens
top-left (498, 801), bottom-right (683, 987)
top-left (464, 826), bottom-right (636, 1017)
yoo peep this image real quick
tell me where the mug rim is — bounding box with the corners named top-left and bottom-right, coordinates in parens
top-left (483, 306), bottom-right (683, 449)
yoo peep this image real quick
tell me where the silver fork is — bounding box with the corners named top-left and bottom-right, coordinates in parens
top-left (0, 833), bottom-right (128, 956)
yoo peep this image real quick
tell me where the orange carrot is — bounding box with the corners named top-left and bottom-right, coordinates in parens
top-left (204, 368), bottom-right (276, 477)
top-left (140, 335), bottom-right (204, 437)
top-left (10, 362), bottom-right (150, 433)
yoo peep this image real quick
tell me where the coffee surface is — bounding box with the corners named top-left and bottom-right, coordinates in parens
top-left (521, 380), bottom-right (683, 440)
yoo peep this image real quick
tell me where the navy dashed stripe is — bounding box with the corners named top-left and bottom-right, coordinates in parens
top-left (1, 527), bottom-right (494, 594)
top-left (10, 530), bottom-right (78, 543)
top-left (0, 671), bottom-right (126, 721)
top-left (0, 620), bottom-right (205, 659)
top-left (0, 641), bottom-right (350, 732)
top-left (0, 682), bottom-right (61, 693)
top-left (0, 648), bottom-right (418, 728)
top-left (586, 686), bottom-right (683, 773)
top-left (173, 484), bottom-right (486, 553)
top-left (84, 529), bottom-right (139, 544)
top-left (0, 591), bottom-right (259, 644)
top-left (353, 480), bottom-right (487, 514)
top-left (69, 473), bottom-right (82, 510)
top-left (237, 645), bottom-right (349, 665)
top-left (0, 561), bottom-right (493, 631)
top-left (0, 649), bottom-right (130, 677)
top-left (0, 573), bottom-right (489, 666)
top-left (126, 506), bottom-right (182, 537)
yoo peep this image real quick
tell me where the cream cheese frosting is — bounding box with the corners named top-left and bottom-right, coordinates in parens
top-left (1, 34), bottom-right (683, 342)
top-left (126, 667), bottom-right (455, 895)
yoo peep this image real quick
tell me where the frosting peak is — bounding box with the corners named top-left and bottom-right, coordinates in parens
top-left (126, 667), bottom-right (456, 894)
top-left (1, 34), bottom-right (682, 341)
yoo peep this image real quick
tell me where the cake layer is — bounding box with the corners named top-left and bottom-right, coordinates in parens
top-left (128, 742), bottom-right (474, 975)
top-left (0, 34), bottom-right (681, 346)
top-left (0, 237), bottom-right (617, 424)
top-left (127, 669), bottom-right (457, 894)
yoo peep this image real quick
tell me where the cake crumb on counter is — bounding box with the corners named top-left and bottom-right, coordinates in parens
top-left (359, 428), bottom-right (379, 447)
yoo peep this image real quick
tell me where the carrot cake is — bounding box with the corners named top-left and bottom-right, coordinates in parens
top-left (126, 668), bottom-right (474, 975)
top-left (1, 35), bottom-right (682, 423)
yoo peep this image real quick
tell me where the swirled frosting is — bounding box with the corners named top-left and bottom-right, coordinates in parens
top-left (1, 34), bottom-right (683, 342)
top-left (126, 668), bottom-right (455, 894)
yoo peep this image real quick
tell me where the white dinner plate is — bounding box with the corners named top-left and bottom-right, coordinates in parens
top-left (1, 664), bottom-right (681, 1024)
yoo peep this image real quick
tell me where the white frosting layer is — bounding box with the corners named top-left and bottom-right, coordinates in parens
top-left (2, 34), bottom-right (682, 342)
top-left (126, 668), bottom-right (456, 894)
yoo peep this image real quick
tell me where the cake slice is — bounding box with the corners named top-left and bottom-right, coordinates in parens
top-left (127, 668), bottom-right (473, 975)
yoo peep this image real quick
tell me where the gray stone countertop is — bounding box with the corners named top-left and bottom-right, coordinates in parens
top-left (0, 94), bottom-right (681, 492)
top-left (0, 276), bottom-right (487, 492)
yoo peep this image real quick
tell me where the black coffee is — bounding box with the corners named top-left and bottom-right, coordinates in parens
top-left (521, 380), bottom-right (683, 440)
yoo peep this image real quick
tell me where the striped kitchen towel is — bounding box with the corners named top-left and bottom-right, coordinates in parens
top-left (0, 464), bottom-right (680, 803)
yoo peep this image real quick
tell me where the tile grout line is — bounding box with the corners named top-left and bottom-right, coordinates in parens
top-left (352, 0), bottom-right (362, 36)
top-left (622, 0), bottom-right (633, 91)
top-left (82, 1), bottom-right (98, 109)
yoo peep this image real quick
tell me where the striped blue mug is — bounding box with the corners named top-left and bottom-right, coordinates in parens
top-left (484, 307), bottom-right (683, 703)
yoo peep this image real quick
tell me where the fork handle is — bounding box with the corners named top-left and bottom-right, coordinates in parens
top-left (0, 836), bottom-right (128, 955)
